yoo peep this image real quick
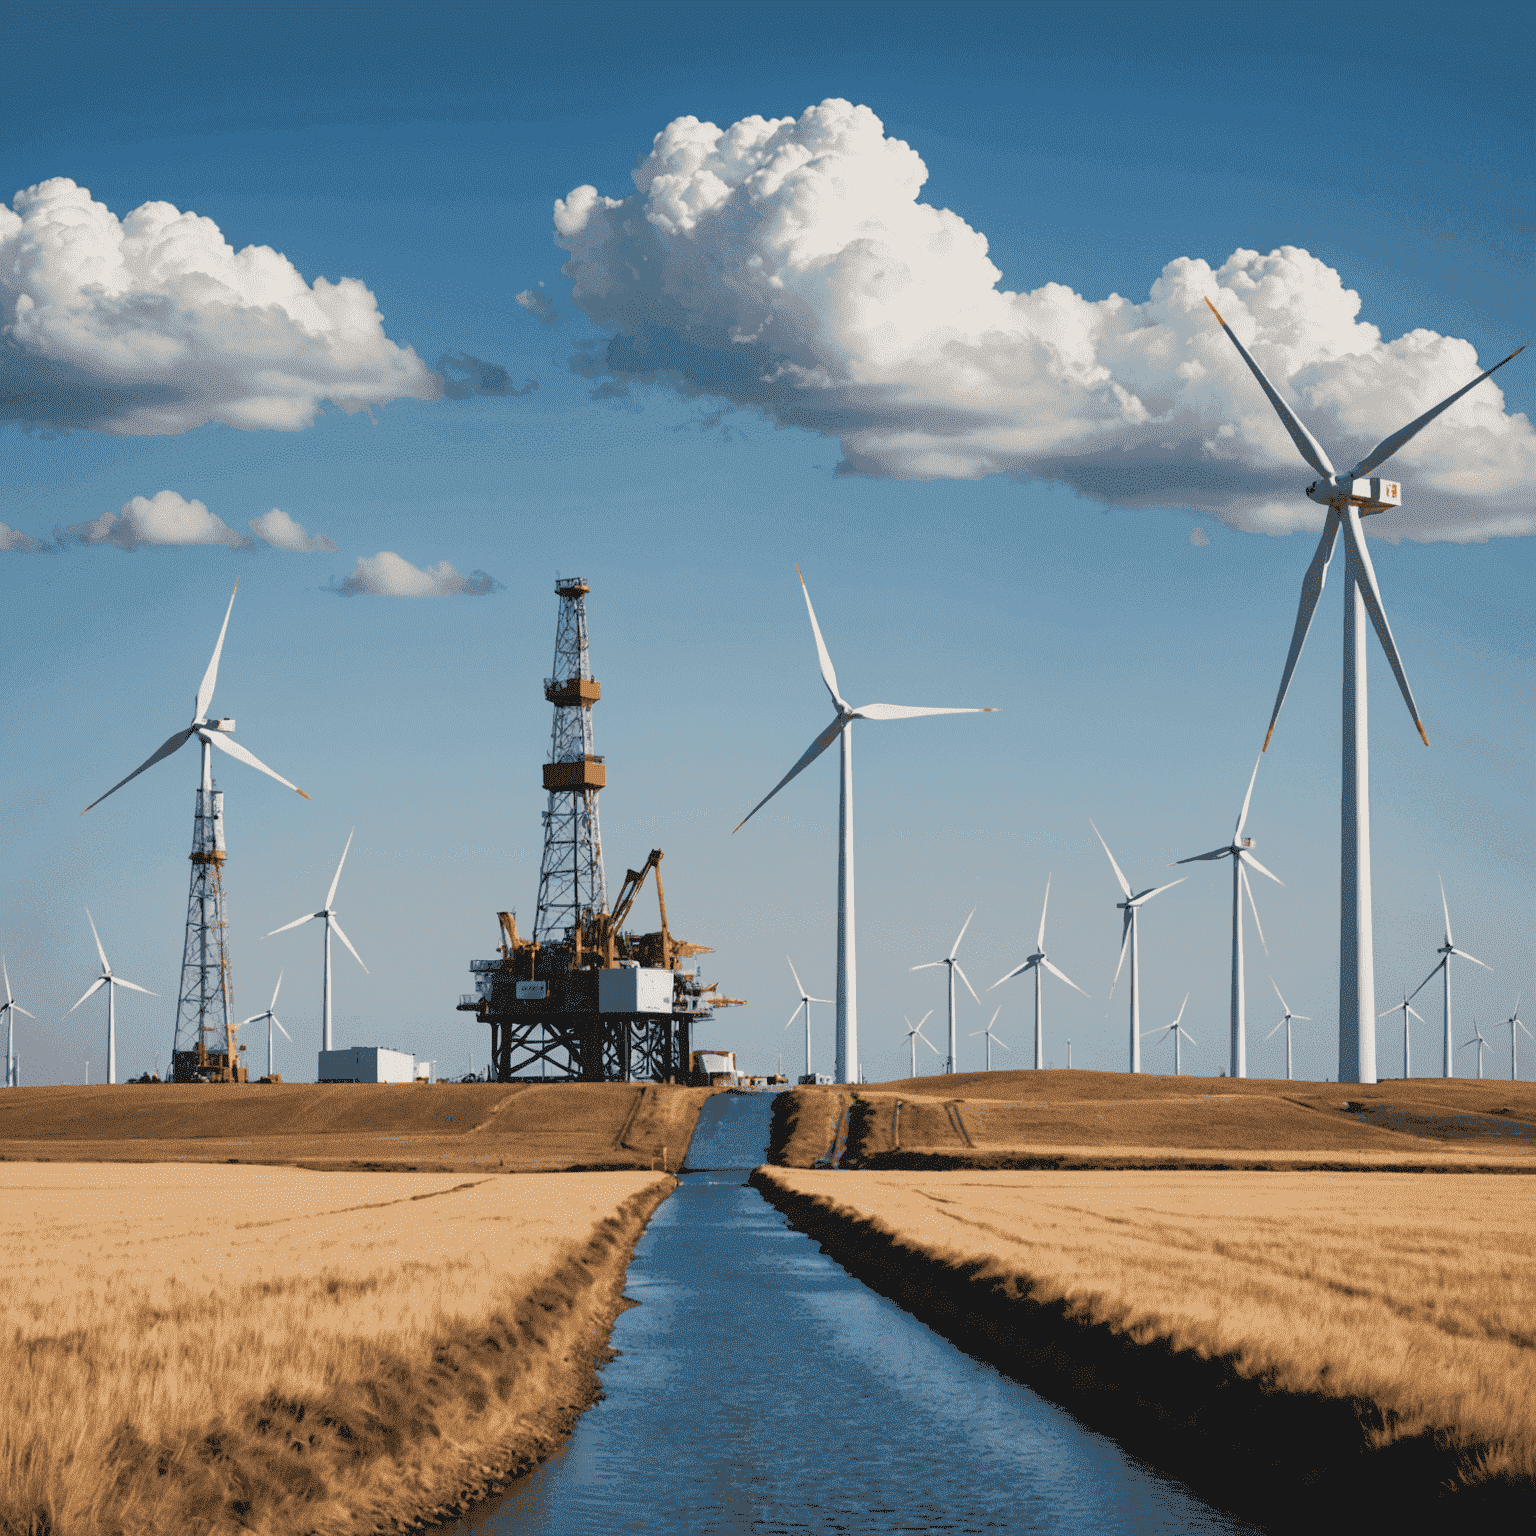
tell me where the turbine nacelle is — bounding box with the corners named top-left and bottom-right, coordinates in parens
top-left (1305, 477), bottom-right (1402, 514)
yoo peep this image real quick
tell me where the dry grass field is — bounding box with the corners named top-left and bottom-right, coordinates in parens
top-left (755, 1165), bottom-right (1536, 1520)
top-left (0, 1162), bottom-right (671, 1536)
top-left (769, 1071), bottom-right (1536, 1169)
top-left (0, 1081), bottom-right (714, 1173)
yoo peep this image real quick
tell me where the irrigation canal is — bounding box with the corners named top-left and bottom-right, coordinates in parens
top-left (449, 1091), bottom-right (1250, 1534)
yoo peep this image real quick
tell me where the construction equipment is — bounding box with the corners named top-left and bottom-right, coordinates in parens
top-left (458, 577), bottom-right (743, 1082)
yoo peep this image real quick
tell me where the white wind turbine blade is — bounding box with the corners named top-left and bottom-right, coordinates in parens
top-left (1108, 911), bottom-right (1132, 999)
top-left (273, 1016), bottom-right (294, 1043)
top-left (786, 955), bottom-right (806, 998)
top-left (269, 970), bottom-right (284, 1011)
top-left (809, 997), bottom-right (834, 1005)
top-left (1173, 846), bottom-right (1231, 866)
top-left (84, 908), bottom-right (110, 973)
top-left (326, 828), bottom-right (356, 910)
top-left (1439, 874), bottom-right (1455, 946)
top-left (1407, 960), bottom-right (1445, 1002)
top-left (1130, 878), bottom-right (1186, 908)
top-left (1036, 874), bottom-right (1051, 950)
top-left (195, 581), bottom-right (239, 721)
top-left (784, 1002), bottom-right (805, 1031)
top-left (1270, 976), bottom-right (1290, 1015)
top-left (1240, 863), bottom-right (1268, 955)
top-left (1205, 298), bottom-right (1337, 479)
top-left (851, 703), bottom-right (996, 720)
top-left (1089, 821), bottom-right (1132, 899)
top-left (1339, 510), bottom-right (1429, 745)
top-left (265, 912), bottom-right (322, 938)
top-left (329, 918), bottom-right (369, 973)
top-left (1042, 958), bottom-right (1088, 998)
top-left (954, 964), bottom-right (982, 1005)
top-left (205, 730), bottom-right (309, 798)
top-left (1262, 511), bottom-right (1340, 752)
top-left (993, 1035), bottom-right (1011, 1050)
top-left (11, 1006), bottom-right (35, 1020)
top-left (1238, 849), bottom-right (1284, 886)
top-left (734, 715), bottom-right (845, 834)
top-left (81, 726), bottom-right (195, 814)
top-left (67, 978), bottom-right (107, 1013)
top-left (1347, 346), bottom-right (1526, 478)
top-left (1450, 946), bottom-right (1493, 972)
top-left (111, 976), bottom-right (157, 997)
top-left (949, 908), bottom-right (976, 960)
top-left (1265, 1018), bottom-right (1287, 1040)
top-left (1234, 752), bottom-right (1262, 840)
top-left (916, 1028), bottom-right (940, 1054)
top-left (910, 961), bottom-right (943, 972)
top-left (1178, 1027), bottom-right (1198, 1047)
top-left (795, 565), bottom-right (847, 711)
top-left (1171, 992), bottom-right (1190, 1029)
top-left (1407, 1004), bottom-right (1424, 1024)
top-left (987, 958), bottom-right (1036, 991)
top-left (2, 956), bottom-right (11, 1005)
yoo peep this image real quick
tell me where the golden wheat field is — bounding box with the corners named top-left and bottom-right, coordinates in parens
top-left (760, 1167), bottom-right (1536, 1492)
top-left (0, 1162), bottom-right (671, 1536)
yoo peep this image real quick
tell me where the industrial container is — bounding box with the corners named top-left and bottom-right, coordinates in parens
top-left (598, 965), bottom-right (675, 1013)
top-left (318, 1046), bottom-right (417, 1083)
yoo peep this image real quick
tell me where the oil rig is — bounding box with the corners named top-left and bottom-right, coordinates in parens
top-left (458, 576), bottom-right (742, 1081)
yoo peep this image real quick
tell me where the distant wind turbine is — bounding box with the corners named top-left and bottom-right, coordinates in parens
top-left (240, 971), bottom-right (293, 1080)
top-left (1377, 990), bottom-right (1424, 1080)
top-left (1171, 755), bottom-right (1283, 1077)
top-left (987, 874), bottom-right (1088, 1070)
top-left (1496, 997), bottom-right (1531, 1082)
top-left (1206, 300), bottom-right (1521, 1083)
top-left (911, 908), bottom-right (982, 1074)
top-left (264, 830), bottom-right (368, 1052)
top-left (1462, 1022), bottom-right (1491, 1079)
top-left (1142, 993), bottom-right (1195, 1076)
top-left (1091, 821), bottom-right (1185, 1072)
top-left (1265, 978), bottom-right (1312, 1082)
top-left (784, 956), bottom-right (832, 1082)
top-left (1408, 876), bottom-right (1492, 1079)
top-left (65, 909), bottom-right (157, 1085)
top-left (3, 957), bottom-right (34, 1089)
top-left (903, 1010), bottom-right (939, 1078)
top-left (734, 566), bottom-right (996, 1084)
top-left (969, 1006), bottom-right (1010, 1072)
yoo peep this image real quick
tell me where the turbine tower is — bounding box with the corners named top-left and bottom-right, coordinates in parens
top-left (1265, 977), bottom-right (1311, 1081)
top-left (969, 1006), bottom-right (1010, 1072)
top-left (3, 958), bottom-right (35, 1088)
top-left (1142, 993), bottom-right (1195, 1076)
top-left (1206, 300), bottom-right (1521, 1084)
top-left (265, 830), bottom-right (368, 1052)
top-left (66, 909), bottom-right (156, 1084)
top-left (784, 956), bottom-right (832, 1082)
top-left (535, 577), bottom-right (608, 947)
top-left (903, 1010), bottom-right (938, 1078)
top-left (735, 566), bottom-right (995, 1084)
top-left (1408, 877), bottom-right (1492, 1079)
top-left (987, 874), bottom-right (1088, 1070)
top-left (911, 909), bottom-right (982, 1074)
top-left (81, 582), bottom-right (307, 1080)
top-left (1496, 997), bottom-right (1530, 1081)
top-left (1171, 755), bottom-right (1283, 1078)
top-left (1092, 820), bottom-right (1185, 1073)
top-left (1378, 990), bottom-right (1423, 1080)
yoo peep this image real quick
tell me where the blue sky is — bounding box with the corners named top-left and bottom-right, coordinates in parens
top-left (3, 0), bottom-right (1531, 1086)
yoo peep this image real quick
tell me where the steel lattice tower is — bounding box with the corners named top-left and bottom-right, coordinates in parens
top-left (170, 747), bottom-right (234, 1079)
top-left (534, 577), bottom-right (608, 944)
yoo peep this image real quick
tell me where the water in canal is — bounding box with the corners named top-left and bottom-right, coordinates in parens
top-left (452, 1092), bottom-right (1250, 1534)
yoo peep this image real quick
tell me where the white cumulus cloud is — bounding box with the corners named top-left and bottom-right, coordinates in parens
top-left (71, 490), bottom-right (247, 550)
top-left (554, 99), bottom-right (1534, 543)
top-left (336, 551), bottom-right (496, 597)
top-left (515, 284), bottom-right (558, 326)
top-left (1, 177), bottom-right (440, 434)
top-left (1, 520), bottom-right (39, 551)
top-left (249, 508), bottom-right (336, 551)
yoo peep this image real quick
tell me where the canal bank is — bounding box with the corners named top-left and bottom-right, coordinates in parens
top-left (448, 1092), bottom-right (1247, 1534)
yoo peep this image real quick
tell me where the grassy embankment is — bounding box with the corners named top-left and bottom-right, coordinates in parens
top-left (768, 1069), bottom-right (1536, 1170)
top-left (1, 1162), bottom-right (672, 1536)
top-left (0, 1080), bottom-right (714, 1173)
top-left (754, 1164), bottom-right (1536, 1525)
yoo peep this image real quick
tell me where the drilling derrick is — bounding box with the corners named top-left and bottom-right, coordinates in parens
top-left (459, 576), bottom-right (744, 1082)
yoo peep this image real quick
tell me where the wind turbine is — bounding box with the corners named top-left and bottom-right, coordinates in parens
top-left (784, 956), bottom-right (832, 1082)
top-left (1171, 756), bottom-right (1283, 1078)
top-left (240, 971), bottom-right (293, 1080)
top-left (903, 1010), bottom-right (939, 1078)
top-left (3, 958), bottom-right (33, 1088)
top-left (735, 567), bottom-right (995, 1084)
top-left (911, 908), bottom-right (982, 1074)
top-left (987, 875), bottom-right (1088, 1069)
top-left (1142, 993), bottom-right (1196, 1076)
top-left (1091, 821), bottom-right (1185, 1072)
top-left (65, 909), bottom-right (157, 1085)
top-left (969, 1006), bottom-right (1011, 1072)
top-left (1408, 877), bottom-right (1492, 1079)
top-left (1496, 997), bottom-right (1531, 1082)
top-left (1462, 1022), bottom-right (1490, 1080)
top-left (264, 830), bottom-right (368, 1052)
top-left (1206, 300), bottom-right (1521, 1084)
top-left (1377, 991), bottom-right (1424, 1080)
top-left (1265, 977), bottom-right (1312, 1082)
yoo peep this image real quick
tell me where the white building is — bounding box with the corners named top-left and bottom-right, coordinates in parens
top-left (318, 1046), bottom-right (417, 1083)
